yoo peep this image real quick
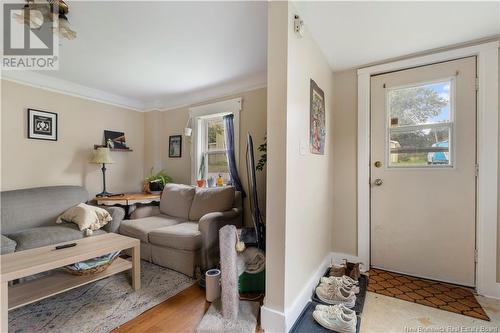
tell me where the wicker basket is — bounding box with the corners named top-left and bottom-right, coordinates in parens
top-left (63, 257), bottom-right (116, 276)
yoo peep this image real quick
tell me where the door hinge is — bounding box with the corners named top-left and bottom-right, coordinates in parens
top-left (474, 249), bottom-right (478, 263)
top-left (475, 78), bottom-right (479, 91)
top-left (475, 164), bottom-right (479, 177)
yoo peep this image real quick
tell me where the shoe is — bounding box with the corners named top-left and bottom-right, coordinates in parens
top-left (313, 308), bottom-right (357, 333)
top-left (315, 304), bottom-right (356, 319)
top-left (329, 264), bottom-right (346, 277)
top-left (345, 261), bottom-right (361, 281)
top-left (315, 284), bottom-right (356, 308)
top-left (341, 275), bottom-right (359, 286)
top-left (320, 276), bottom-right (360, 294)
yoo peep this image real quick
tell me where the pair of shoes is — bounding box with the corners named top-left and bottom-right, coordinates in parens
top-left (313, 304), bottom-right (357, 333)
top-left (328, 261), bottom-right (361, 281)
top-left (320, 276), bottom-right (360, 294)
top-left (329, 264), bottom-right (345, 277)
top-left (316, 282), bottom-right (356, 308)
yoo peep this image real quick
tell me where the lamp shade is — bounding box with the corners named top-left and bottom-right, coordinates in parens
top-left (90, 147), bottom-right (114, 164)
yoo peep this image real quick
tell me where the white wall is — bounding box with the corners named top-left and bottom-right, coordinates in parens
top-left (263, 2), bottom-right (335, 331)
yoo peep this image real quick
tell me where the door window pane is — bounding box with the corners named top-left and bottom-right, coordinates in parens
top-left (387, 80), bottom-right (453, 168)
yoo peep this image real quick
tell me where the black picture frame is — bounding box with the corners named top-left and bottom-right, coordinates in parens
top-left (27, 108), bottom-right (58, 141)
top-left (169, 135), bottom-right (182, 158)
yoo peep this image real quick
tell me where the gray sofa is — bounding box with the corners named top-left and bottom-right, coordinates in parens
top-left (1, 186), bottom-right (125, 254)
top-left (119, 183), bottom-right (242, 277)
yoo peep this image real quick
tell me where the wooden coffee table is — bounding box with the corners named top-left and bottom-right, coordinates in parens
top-left (0, 233), bottom-right (140, 332)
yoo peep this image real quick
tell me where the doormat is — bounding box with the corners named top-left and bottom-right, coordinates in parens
top-left (368, 268), bottom-right (489, 321)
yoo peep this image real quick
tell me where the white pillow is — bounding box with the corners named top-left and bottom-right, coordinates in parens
top-left (56, 203), bottom-right (112, 231)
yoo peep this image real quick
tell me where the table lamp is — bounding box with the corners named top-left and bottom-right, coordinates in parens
top-left (90, 147), bottom-right (115, 197)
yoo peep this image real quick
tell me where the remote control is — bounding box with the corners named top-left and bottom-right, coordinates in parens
top-left (55, 243), bottom-right (77, 250)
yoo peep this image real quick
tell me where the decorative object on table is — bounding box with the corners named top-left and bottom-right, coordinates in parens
top-left (245, 133), bottom-right (266, 250)
top-left (27, 108), bottom-right (57, 141)
top-left (205, 269), bottom-right (221, 302)
top-left (207, 176), bottom-right (215, 188)
top-left (223, 114), bottom-right (245, 196)
top-left (256, 134), bottom-right (267, 171)
top-left (310, 79), bottom-right (326, 155)
top-left (144, 168), bottom-right (172, 194)
top-left (169, 135), bottom-right (182, 158)
top-left (63, 251), bottom-right (120, 276)
top-left (216, 174), bottom-right (224, 187)
top-left (90, 147), bottom-right (116, 197)
top-left (197, 154), bottom-right (207, 187)
top-left (104, 130), bottom-right (129, 150)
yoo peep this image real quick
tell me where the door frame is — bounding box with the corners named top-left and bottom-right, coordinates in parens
top-left (356, 41), bottom-right (499, 298)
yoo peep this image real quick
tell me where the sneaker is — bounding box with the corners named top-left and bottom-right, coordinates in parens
top-left (315, 284), bottom-right (356, 308)
top-left (315, 304), bottom-right (356, 319)
top-left (313, 308), bottom-right (357, 333)
top-left (329, 264), bottom-right (346, 277)
top-left (341, 275), bottom-right (359, 286)
top-left (320, 276), bottom-right (360, 294)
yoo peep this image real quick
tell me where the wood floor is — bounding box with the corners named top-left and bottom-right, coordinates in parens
top-left (113, 284), bottom-right (263, 333)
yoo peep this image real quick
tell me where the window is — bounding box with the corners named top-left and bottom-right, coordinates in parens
top-left (189, 98), bottom-right (241, 185)
top-left (387, 80), bottom-right (453, 168)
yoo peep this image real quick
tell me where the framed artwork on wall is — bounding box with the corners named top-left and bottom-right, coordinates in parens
top-left (27, 108), bottom-right (58, 141)
top-left (169, 135), bottom-right (182, 158)
top-left (310, 79), bottom-right (325, 155)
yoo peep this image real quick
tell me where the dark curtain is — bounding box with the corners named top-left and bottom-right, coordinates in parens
top-left (223, 114), bottom-right (246, 197)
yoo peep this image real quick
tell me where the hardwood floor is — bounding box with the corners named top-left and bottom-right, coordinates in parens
top-left (113, 284), bottom-right (263, 333)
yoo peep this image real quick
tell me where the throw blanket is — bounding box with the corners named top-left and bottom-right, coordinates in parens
top-left (56, 203), bottom-right (112, 234)
top-left (65, 252), bottom-right (120, 271)
top-left (236, 247), bottom-right (266, 275)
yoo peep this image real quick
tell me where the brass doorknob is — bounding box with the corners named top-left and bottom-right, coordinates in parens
top-left (374, 178), bottom-right (383, 186)
top-left (374, 161), bottom-right (382, 168)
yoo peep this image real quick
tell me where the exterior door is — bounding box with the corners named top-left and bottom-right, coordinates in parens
top-left (370, 57), bottom-right (477, 286)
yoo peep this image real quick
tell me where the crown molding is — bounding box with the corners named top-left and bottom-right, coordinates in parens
top-left (1, 71), bottom-right (146, 111)
top-left (1, 70), bottom-right (267, 113)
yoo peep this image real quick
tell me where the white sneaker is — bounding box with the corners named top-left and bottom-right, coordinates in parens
top-left (313, 308), bottom-right (357, 333)
top-left (341, 275), bottom-right (359, 286)
top-left (315, 284), bottom-right (356, 308)
top-left (320, 276), bottom-right (360, 294)
top-left (315, 304), bottom-right (356, 319)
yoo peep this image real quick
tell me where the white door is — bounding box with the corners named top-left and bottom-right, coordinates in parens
top-left (370, 57), bottom-right (477, 286)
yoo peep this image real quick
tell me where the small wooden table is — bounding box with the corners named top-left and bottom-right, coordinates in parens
top-left (95, 192), bottom-right (161, 217)
top-left (0, 233), bottom-right (140, 332)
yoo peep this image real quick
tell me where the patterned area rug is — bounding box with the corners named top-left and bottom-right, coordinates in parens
top-left (9, 260), bottom-right (195, 333)
top-left (368, 268), bottom-right (490, 321)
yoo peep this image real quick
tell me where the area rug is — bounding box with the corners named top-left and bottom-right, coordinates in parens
top-left (368, 268), bottom-right (489, 321)
top-left (195, 299), bottom-right (259, 333)
top-left (9, 260), bottom-right (195, 333)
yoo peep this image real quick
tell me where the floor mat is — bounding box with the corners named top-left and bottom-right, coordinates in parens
top-left (368, 268), bottom-right (489, 321)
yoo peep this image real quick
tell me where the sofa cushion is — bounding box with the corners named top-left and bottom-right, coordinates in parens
top-left (189, 187), bottom-right (235, 221)
top-left (149, 222), bottom-right (201, 251)
top-left (1, 235), bottom-right (17, 254)
top-left (119, 215), bottom-right (185, 243)
top-left (5, 225), bottom-right (105, 251)
top-left (160, 184), bottom-right (196, 219)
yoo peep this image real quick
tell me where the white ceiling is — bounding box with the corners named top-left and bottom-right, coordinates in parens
top-left (4, 1), bottom-right (268, 110)
top-left (294, 1), bottom-right (500, 71)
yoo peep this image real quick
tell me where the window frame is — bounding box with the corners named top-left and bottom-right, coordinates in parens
top-left (384, 77), bottom-right (456, 169)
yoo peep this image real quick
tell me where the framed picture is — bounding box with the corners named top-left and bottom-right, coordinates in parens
top-left (169, 135), bottom-right (182, 158)
top-left (27, 108), bottom-right (57, 141)
top-left (310, 79), bottom-right (325, 155)
top-left (104, 130), bottom-right (128, 149)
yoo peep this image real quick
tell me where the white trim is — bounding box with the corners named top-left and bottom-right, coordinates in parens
top-left (357, 41), bottom-right (499, 297)
top-left (1, 71), bottom-right (145, 111)
top-left (261, 252), bottom-right (333, 333)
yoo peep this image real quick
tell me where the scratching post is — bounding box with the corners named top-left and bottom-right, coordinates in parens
top-left (219, 225), bottom-right (239, 321)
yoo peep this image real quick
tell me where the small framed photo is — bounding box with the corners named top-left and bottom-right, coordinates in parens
top-left (169, 135), bottom-right (182, 158)
top-left (27, 108), bottom-right (58, 141)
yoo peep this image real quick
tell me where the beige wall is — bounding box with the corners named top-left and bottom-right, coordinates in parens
top-left (331, 43), bottom-right (500, 282)
top-left (143, 87), bottom-right (267, 227)
top-left (1, 80), bottom-right (145, 195)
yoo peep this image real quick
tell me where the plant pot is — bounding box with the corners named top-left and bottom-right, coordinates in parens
top-left (196, 179), bottom-right (206, 188)
top-left (148, 180), bottom-right (164, 194)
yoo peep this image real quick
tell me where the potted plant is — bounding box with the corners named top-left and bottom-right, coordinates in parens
top-left (144, 169), bottom-right (173, 194)
top-left (197, 154), bottom-right (206, 188)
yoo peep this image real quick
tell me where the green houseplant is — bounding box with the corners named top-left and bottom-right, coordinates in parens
top-left (144, 168), bottom-right (173, 193)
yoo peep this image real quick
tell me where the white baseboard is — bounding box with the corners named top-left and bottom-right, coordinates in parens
top-left (261, 252), bottom-right (334, 333)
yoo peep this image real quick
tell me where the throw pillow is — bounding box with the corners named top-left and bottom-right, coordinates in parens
top-left (56, 203), bottom-right (112, 231)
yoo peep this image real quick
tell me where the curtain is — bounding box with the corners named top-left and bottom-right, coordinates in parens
top-left (223, 114), bottom-right (246, 197)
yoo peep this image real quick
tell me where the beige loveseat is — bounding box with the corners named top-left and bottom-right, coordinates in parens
top-left (119, 184), bottom-right (242, 276)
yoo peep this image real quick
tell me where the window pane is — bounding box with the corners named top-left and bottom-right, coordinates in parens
top-left (207, 151), bottom-right (230, 183)
top-left (389, 126), bottom-right (451, 167)
top-left (388, 81), bottom-right (451, 128)
top-left (207, 118), bottom-right (226, 152)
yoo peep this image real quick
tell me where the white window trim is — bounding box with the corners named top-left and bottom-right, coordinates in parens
top-left (357, 41), bottom-right (499, 298)
top-left (189, 98), bottom-right (242, 184)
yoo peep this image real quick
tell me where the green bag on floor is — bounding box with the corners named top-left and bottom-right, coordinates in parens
top-left (238, 270), bottom-right (265, 293)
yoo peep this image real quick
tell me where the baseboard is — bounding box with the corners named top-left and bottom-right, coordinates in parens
top-left (261, 252), bottom-right (334, 332)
